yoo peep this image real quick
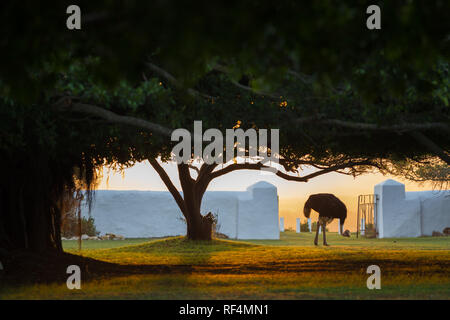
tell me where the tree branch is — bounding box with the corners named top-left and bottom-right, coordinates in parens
top-left (197, 163), bottom-right (218, 182)
top-left (293, 115), bottom-right (450, 133)
top-left (187, 164), bottom-right (200, 174)
top-left (177, 163), bottom-right (195, 190)
top-left (409, 131), bottom-right (450, 165)
top-left (146, 62), bottom-right (214, 100)
top-left (194, 163), bottom-right (219, 202)
top-left (54, 98), bottom-right (173, 137)
top-left (287, 70), bottom-right (316, 84)
top-left (213, 64), bottom-right (280, 99)
top-left (209, 159), bottom-right (376, 182)
top-left (148, 158), bottom-right (186, 214)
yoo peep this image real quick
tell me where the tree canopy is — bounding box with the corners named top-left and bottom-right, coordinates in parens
top-left (0, 2), bottom-right (449, 248)
top-left (2, 1), bottom-right (449, 101)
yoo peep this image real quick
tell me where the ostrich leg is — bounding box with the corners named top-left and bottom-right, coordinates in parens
top-left (322, 221), bottom-right (329, 246)
top-left (314, 221), bottom-right (320, 246)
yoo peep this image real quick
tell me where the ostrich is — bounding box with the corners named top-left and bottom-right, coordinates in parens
top-left (303, 193), bottom-right (348, 246)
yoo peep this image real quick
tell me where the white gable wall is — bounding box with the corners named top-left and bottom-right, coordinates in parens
top-left (417, 193), bottom-right (450, 235)
top-left (81, 181), bottom-right (279, 239)
top-left (202, 192), bottom-right (240, 238)
top-left (83, 191), bottom-right (186, 238)
top-left (374, 179), bottom-right (450, 238)
top-left (237, 182), bottom-right (280, 239)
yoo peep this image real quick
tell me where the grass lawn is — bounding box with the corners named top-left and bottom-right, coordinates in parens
top-left (1, 231), bottom-right (449, 299)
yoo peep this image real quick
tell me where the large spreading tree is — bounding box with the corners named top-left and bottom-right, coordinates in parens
top-left (0, 2), bottom-right (449, 255)
top-left (48, 57), bottom-right (449, 240)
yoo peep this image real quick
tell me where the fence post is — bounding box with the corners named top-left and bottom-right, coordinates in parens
top-left (296, 218), bottom-right (301, 233)
top-left (338, 219), bottom-right (341, 235)
top-left (279, 217), bottom-right (285, 232)
top-left (357, 195), bottom-right (360, 238)
top-left (307, 218), bottom-right (312, 232)
top-left (361, 218), bottom-right (365, 236)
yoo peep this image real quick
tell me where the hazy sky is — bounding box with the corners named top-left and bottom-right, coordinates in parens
top-left (98, 160), bottom-right (434, 232)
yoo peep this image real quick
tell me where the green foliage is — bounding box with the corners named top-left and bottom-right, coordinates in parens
top-left (363, 223), bottom-right (377, 239)
top-left (387, 158), bottom-right (450, 190)
top-left (61, 215), bottom-right (99, 238)
top-left (59, 191), bottom-right (99, 238)
top-left (53, 57), bottom-right (171, 111)
top-left (0, 1), bottom-right (447, 258)
top-left (1, 2), bottom-right (449, 102)
top-left (1, 3), bottom-right (448, 173)
top-left (300, 222), bottom-right (310, 232)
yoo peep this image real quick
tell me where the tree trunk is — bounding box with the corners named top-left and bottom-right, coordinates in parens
top-left (149, 159), bottom-right (216, 241)
top-left (0, 155), bottom-right (66, 260)
top-left (0, 182), bottom-right (63, 254)
top-left (185, 208), bottom-right (214, 241)
top-left (180, 167), bottom-right (213, 241)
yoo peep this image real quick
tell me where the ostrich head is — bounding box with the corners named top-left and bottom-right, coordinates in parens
top-left (303, 203), bottom-right (311, 218)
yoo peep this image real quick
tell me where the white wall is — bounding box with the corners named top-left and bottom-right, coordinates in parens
top-left (374, 179), bottom-right (450, 238)
top-left (81, 181), bottom-right (279, 239)
top-left (237, 182), bottom-right (280, 239)
top-left (81, 191), bottom-right (186, 238)
top-left (202, 192), bottom-right (240, 238)
top-left (407, 191), bottom-right (450, 236)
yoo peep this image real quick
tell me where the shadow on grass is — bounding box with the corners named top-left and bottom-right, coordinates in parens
top-left (1, 237), bottom-right (257, 285)
top-left (2, 236), bottom-right (449, 286)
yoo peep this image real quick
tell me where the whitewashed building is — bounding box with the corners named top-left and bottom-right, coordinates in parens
top-left (81, 181), bottom-right (280, 239)
top-left (374, 179), bottom-right (450, 238)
